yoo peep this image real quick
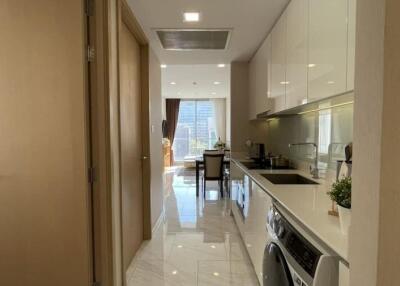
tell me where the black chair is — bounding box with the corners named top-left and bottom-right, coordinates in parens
top-left (203, 153), bottom-right (225, 198)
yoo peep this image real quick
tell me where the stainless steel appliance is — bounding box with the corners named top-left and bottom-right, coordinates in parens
top-left (263, 205), bottom-right (339, 286)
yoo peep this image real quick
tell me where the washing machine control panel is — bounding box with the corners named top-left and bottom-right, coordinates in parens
top-left (267, 206), bottom-right (322, 278)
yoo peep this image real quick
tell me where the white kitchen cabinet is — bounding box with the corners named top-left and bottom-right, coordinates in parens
top-left (242, 182), bottom-right (273, 283)
top-left (270, 11), bottom-right (287, 112)
top-left (285, 0), bottom-right (309, 109)
top-left (308, 0), bottom-right (348, 102)
top-left (346, 0), bottom-right (356, 91)
top-left (248, 35), bottom-right (272, 120)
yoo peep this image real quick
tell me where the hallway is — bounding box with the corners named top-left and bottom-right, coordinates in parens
top-left (126, 167), bottom-right (259, 286)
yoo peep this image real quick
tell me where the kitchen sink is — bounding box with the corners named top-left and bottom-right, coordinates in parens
top-left (261, 173), bottom-right (319, 185)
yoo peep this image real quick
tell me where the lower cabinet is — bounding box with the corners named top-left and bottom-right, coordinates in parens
top-left (231, 163), bottom-right (273, 284)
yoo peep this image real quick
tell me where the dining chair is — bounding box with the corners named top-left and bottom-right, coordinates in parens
top-left (202, 153), bottom-right (225, 198)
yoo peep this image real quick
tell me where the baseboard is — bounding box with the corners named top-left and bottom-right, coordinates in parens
top-left (152, 209), bottom-right (165, 235)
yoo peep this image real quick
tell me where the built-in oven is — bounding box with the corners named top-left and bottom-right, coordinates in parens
top-left (263, 205), bottom-right (339, 286)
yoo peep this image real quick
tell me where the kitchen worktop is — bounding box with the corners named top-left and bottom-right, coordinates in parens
top-left (231, 155), bottom-right (349, 263)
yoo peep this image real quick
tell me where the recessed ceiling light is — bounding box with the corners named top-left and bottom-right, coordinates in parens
top-left (210, 245), bottom-right (216, 249)
top-left (172, 270), bottom-right (178, 275)
top-left (214, 81), bottom-right (221, 85)
top-left (170, 82), bottom-right (176, 85)
top-left (218, 64), bottom-right (225, 68)
top-left (280, 81), bottom-right (290, 85)
top-left (161, 64), bottom-right (167, 68)
top-left (308, 64), bottom-right (316, 68)
top-left (183, 12), bottom-right (200, 22)
top-left (213, 272), bottom-right (220, 277)
top-left (211, 92), bottom-right (217, 95)
top-left (177, 245), bottom-right (183, 248)
top-left (327, 81), bottom-right (335, 84)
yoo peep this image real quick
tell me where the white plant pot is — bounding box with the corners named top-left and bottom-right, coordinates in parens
top-left (338, 205), bottom-right (351, 235)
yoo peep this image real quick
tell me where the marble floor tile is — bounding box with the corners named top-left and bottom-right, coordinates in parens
top-left (126, 166), bottom-right (260, 286)
top-left (198, 260), bottom-right (259, 286)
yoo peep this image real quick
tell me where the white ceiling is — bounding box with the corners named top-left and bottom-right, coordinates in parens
top-left (162, 64), bottom-right (230, 99)
top-left (126, 0), bottom-right (289, 64)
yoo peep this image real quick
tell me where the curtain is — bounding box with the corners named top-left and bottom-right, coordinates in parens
top-left (212, 99), bottom-right (226, 143)
top-left (166, 99), bottom-right (181, 164)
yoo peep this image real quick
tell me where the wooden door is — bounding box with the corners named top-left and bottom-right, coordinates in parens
top-left (119, 21), bottom-right (144, 270)
top-left (0, 1), bottom-right (91, 285)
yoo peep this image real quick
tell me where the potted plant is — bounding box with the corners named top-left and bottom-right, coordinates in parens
top-left (214, 137), bottom-right (226, 150)
top-left (327, 177), bottom-right (351, 235)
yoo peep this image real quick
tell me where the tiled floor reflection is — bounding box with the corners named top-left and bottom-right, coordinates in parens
top-left (126, 167), bottom-right (259, 286)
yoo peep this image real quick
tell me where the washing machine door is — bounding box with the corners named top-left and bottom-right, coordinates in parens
top-left (263, 242), bottom-right (294, 286)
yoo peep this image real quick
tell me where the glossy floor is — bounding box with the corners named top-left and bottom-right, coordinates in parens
top-left (126, 167), bottom-right (259, 286)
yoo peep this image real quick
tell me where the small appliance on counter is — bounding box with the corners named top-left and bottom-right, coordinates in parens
top-left (249, 143), bottom-right (266, 163)
top-left (336, 142), bottom-right (352, 180)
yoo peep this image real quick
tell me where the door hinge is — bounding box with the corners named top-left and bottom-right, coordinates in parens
top-left (85, 0), bottom-right (94, 16)
top-left (88, 167), bottom-right (96, 184)
top-left (87, 45), bottom-right (95, 62)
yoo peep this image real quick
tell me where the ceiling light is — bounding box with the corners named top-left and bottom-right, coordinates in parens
top-left (170, 82), bottom-right (176, 85)
top-left (280, 81), bottom-right (290, 85)
top-left (160, 64), bottom-right (167, 68)
top-left (214, 81), bottom-right (221, 85)
top-left (172, 270), bottom-right (178, 275)
top-left (177, 245), bottom-right (183, 248)
top-left (183, 12), bottom-right (200, 22)
top-left (218, 64), bottom-right (225, 68)
top-left (211, 92), bottom-right (217, 95)
top-left (327, 81), bottom-right (335, 84)
top-left (308, 64), bottom-right (316, 68)
top-left (210, 245), bottom-right (216, 249)
top-left (213, 272), bottom-right (220, 277)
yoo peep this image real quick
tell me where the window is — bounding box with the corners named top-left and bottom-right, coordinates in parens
top-left (173, 100), bottom-right (218, 161)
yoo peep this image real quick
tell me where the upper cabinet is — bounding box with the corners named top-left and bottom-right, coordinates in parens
top-left (308, 0), bottom-right (348, 101)
top-left (270, 12), bottom-right (287, 113)
top-left (248, 35), bottom-right (272, 120)
top-left (247, 0), bottom-right (356, 119)
top-left (285, 0), bottom-right (308, 109)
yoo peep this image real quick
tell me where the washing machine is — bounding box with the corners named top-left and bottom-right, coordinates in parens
top-left (263, 204), bottom-right (339, 286)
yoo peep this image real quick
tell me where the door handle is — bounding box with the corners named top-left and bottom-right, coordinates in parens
top-left (142, 156), bottom-right (149, 160)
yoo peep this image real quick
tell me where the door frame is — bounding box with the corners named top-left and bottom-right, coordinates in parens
top-left (87, 0), bottom-right (152, 285)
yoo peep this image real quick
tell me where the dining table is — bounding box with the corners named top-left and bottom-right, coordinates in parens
top-left (195, 156), bottom-right (230, 197)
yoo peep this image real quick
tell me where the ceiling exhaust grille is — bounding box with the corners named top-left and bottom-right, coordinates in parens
top-left (155, 29), bottom-right (231, 50)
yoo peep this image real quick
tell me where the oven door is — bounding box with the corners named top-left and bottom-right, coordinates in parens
top-left (263, 242), bottom-right (294, 286)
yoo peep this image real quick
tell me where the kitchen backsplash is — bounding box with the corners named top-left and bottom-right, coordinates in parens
top-left (249, 100), bottom-right (353, 174)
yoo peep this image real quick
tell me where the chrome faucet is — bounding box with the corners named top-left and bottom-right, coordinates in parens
top-left (288, 143), bottom-right (320, 179)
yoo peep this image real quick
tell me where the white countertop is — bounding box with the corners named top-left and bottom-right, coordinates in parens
top-left (231, 156), bottom-right (349, 263)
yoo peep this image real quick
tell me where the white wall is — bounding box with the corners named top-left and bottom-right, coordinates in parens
top-left (350, 0), bottom-right (400, 285)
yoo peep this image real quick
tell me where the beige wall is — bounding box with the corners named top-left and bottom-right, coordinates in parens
top-left (230, 62), bottom-right (251, 152)
top-left (149, 48), bottom-right (164, 229)
top-left (350, 0), bottom-right (400, 285)
top-left (0, 1), bottom-right (91, 285)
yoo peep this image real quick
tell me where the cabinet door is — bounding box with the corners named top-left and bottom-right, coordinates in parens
top-left (308, 0), bottom-right (348, 101)
top-left (270, 12), bottom-right (287, 112)
top-left (244, 182), bottom-right (273, 283)
top-left (286, 0), bottom-right (308, 108)
top-left (255, 36), bottom-right (272, 116)
top-left (249, 36), bottom-right (272, 120)
top-left (347, 0), bottom-right (356, 91)
top-left (248, 56), bottom-right (258, 120)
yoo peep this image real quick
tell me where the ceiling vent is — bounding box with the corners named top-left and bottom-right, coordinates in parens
top-left (155, 29), bottom-right (231, 50)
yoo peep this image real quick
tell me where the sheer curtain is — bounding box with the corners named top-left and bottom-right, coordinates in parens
top-left (212, 99), bottom-right (226, 143)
